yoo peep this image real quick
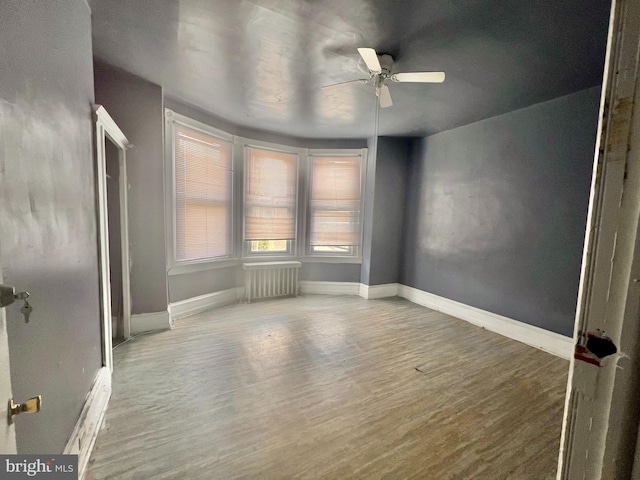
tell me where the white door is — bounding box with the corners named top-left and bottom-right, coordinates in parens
top-left (0, 270), bottom-right (17, 453)
top-left (558, 0), bottom-right (640, 478)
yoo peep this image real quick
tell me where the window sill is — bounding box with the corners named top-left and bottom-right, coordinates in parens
top-left (167, 254), bottom-right (363, 275)
top-left (301, 256), bottom-right (362, 264)
top-left (242, 254), bottom-right (297, 262)
top-left (167, 258), bottom-right (239, 276)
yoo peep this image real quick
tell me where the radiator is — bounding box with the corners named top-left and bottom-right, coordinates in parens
top-left (242, 261), bottom-right (301, 303)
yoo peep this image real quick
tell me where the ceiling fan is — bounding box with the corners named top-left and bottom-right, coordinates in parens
top-left (322, 48), bottom-right (445, 108)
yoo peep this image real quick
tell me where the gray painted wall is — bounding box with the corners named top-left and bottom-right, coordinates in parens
top-left (401, 87), bottom-right (601, 336)
top-left (0, 0), bottom-right (102, 453)
top-left (300, 264), bottom-right (361, 283)
top-left (94, 61), bottom-right (168, 314)
top-left (360, 138), bottom-right (377, 286)
top-left (364, 137), bottom-right (411, 286)
top-left (169, 267), bottom-right (241, 304)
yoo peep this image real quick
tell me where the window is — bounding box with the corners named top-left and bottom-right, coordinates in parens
top-left (250, 240), bottom-right (288, 253)
top-left (308, 153), bottom-right (363, 256)
top-left (173, 124), bottom-right (233, 262)
top-left (166, 109), bottom-right (366, 270)
top-left (244, 146), bottom-right (298, 255)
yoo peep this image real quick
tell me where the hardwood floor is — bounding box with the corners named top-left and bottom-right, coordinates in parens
top-left (85, 295), bottom-right (568, 480)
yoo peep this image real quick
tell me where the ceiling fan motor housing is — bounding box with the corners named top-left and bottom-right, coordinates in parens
top-left (378, 54), bottom-right (394, 76)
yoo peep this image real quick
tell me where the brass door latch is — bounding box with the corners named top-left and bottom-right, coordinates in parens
top-left (8, 395), bottom-right (41, 424)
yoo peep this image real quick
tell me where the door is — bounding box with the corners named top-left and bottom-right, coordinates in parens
top-left (0, 270), bottom-right (16, 453)
top-left (558, 0), bottom-right (640, 478)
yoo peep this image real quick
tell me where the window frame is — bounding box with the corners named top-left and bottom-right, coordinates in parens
top-left (165, 109), bottom-right (237, 274)
top-left (238, 136), bottom-right (305, 259)
top-left (305, 148), bottom-right (367, 260)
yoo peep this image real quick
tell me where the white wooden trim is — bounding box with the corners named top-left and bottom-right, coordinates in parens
top-left (167, 255), bottom-right (364, 276)
top-left (130, 311), bottom-right (171, 335)
top-left (165, 109), bottom-right (234, 142)
top-left (558, 1), bottom-right (640, 477)
top-left (300, 256), bottom-right (363, 264)
top-left (93, 114), bottom-right (113, 371)
top-left (168, 258), bottom-right (240, 275)
top-left (93, 105), bottom-right (132, 369)
top-left (169, 287), bottom-right (244, 321)
top-left (94, 106), bottom-right (129, 149)
top-left (64, 367), bottom-right (111, 480)
top-left (0, 269), bottom-right (16, 453)
top-left (164, 110), bottom-right (237, 272)
top-left (397, 285), bottom-right (573, 359)
top-left (240, 140), bottom-right (304, 258)
top-left (359, 283), bottom-right (399, 299)
top-left (116, 139), bottom-right (131, 339)
top-left (242, 261), bottom-right (301, 270)
top-left (304, 148), bottom-right (367, 258)
top-left (299, 281), bottom-right (360, 296)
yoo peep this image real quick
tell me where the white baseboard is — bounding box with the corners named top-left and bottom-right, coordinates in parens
top-left (359, 283), bottom-right (399, 299)
top-left (130, 310), bottom-right (171, 334)
top-left (397, 285), bottom-right (573, 359)
top-left (299, 281), bottom-right (360, 296)
top-left (299, 281), bottom-right (399, 299)
top-left (162, 281), bottom-right (572, 359)
top-left (169, 287), bottom-right (244, 321)
top-left (64, 366), bottom-right (111, 480)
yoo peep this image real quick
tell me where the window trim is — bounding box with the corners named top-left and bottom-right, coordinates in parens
top-left (305, 148), bottom-right (367, 260)
top-left (238, 136), bottom-right (306, 258)
top-left (165, 109), bottom-right (236, 274)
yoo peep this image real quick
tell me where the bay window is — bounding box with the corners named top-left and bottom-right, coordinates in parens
top-left (166, 108), bottom-right (366, 269)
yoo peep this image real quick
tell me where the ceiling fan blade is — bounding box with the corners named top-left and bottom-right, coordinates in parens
top-left (379, 84), bottom-right (393, 108)
top-left (391, 72), bottom-right (446, 83)
top-left (322, 78), bottom-right (368, 90)
top-left (357, 48), bottom-right (382, 73)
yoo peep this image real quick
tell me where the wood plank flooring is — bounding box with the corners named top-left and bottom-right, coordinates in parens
top-left (85, 295), bottom-right (568, 480)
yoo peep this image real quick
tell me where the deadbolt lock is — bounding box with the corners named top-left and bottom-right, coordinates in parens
top-left (8, 395), bottom-right (41, 424)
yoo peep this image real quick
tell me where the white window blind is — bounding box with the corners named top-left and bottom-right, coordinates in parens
top-left (244, 147), bottom-right (298, 241)
top-left (309, 155), bottom-right (362, 246)
top-left (174, 125), bottom-right (233, 261)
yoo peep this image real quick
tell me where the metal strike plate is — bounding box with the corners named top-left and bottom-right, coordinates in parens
top-left (8, 395), bottom-right (42, 424)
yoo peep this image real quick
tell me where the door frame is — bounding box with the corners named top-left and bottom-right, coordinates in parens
top-left (558, 0), bottom-right (640, 477)
top-left (94, 105), bottom-right (131, 371)
top-left (0, 269), bottom-right (16, 454)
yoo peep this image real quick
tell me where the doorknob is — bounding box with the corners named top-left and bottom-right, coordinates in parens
top-left (8, 395), bottom-right (41, 424)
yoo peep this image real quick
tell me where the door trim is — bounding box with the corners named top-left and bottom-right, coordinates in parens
top-left (558, 0), bottom-right (640, 477)
top-left (94, 105), bottom-right (131, 371)
top-left (63, 366), bottom-right (111, 479)
top-left (0, 269), bottom-right (17, 453)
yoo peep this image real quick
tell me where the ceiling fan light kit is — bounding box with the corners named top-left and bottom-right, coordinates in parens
top-left (322, 47), bottom-right (446, 108)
